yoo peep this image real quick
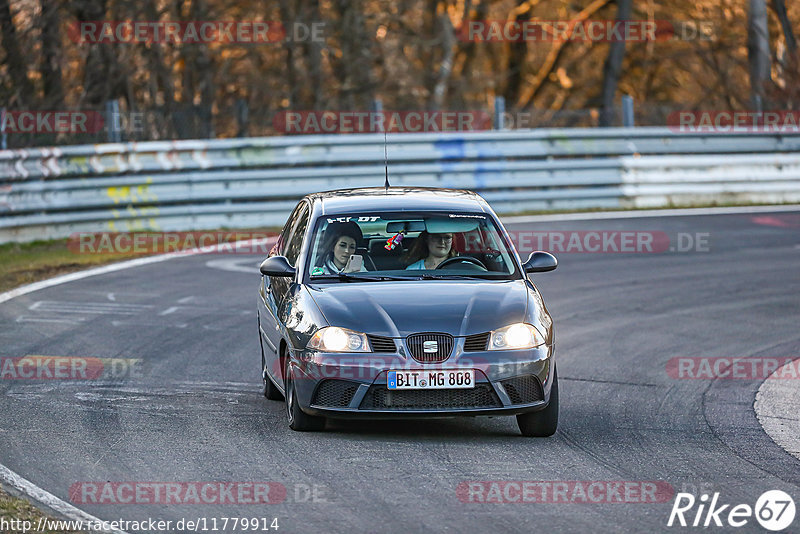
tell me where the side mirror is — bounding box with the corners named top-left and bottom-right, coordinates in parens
top-left (522, 251), bottom-right (558, 273)
top-left (260, 256), bottom-right (296, 277)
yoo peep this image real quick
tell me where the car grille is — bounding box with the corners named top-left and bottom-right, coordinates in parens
top-left (406, 333), bottom-right (454, 363)
top-left (359, 384), bottom-right (502, 410)
top-left (311, 379), bottom-right (360, 408)
top-left (463, 332), bottom-right (490, 352)
top-left (500, 375), bottom-right (544, 404)
top-left (367, 334), bottom-right (396, 353)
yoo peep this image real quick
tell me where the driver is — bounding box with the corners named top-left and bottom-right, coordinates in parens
top-left (404, 231), bottom-right (456, 269)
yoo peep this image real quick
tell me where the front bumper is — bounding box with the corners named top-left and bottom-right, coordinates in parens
top-left (289, 342), bottom-right (555, 419)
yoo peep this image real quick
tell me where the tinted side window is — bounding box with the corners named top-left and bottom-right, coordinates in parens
top-left (276, 203), bottom-right (304, 256)
top-left (284, 204), bottom-right (310, 267)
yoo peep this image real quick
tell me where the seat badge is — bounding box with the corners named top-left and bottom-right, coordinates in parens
top-left (423, 340), bottom-right (438, 353)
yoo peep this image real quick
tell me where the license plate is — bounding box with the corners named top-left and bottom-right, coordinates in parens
top-left (387, 369), bottom-right (475, 390)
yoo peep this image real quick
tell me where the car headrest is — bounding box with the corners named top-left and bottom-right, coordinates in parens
top-left (370, 236), bottom-right (415, 256)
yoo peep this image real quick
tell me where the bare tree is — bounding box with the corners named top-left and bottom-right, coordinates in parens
top-left (747, 0), bottom-right (771, 110)
top-left (40, 0), bottom-right (64, 107)
top-left (300, 0), bottom-right (324, 110)
top-left (431, 6), bottom-right (456, 110)
top-left (771, 0), bottom-right (797, 57)
top-left (0, 0), bottom-right (34, 105)
top-left (331, 0), bottom-right (375, 109)
top-left (599, 0), bottom-right (632, 126)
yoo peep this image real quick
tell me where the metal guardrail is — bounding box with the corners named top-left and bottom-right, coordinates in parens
top-left (1, 127), bottom-right (800, 242)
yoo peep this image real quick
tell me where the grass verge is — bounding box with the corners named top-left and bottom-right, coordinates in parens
top-left (0, 239), bottom-right (144, 294)
top-left (0, 489), bottom-right (83, 533)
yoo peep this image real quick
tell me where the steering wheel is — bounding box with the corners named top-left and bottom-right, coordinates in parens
top-left (436, 256), bottom-right (488, 271)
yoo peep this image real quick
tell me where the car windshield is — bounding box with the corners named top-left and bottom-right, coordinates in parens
top-left (306, 212), bottom-right (520, 281)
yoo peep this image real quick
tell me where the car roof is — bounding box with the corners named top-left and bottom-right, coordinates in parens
top-left (305, 187), bottom-right (489, 216)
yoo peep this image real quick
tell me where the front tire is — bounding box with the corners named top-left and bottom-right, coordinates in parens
top-left (285, 358), bottom-right (325, 432)
top-left (517, 366), bottom-right (559, 437)
top-left (263, 370), bottom-right (283, 401)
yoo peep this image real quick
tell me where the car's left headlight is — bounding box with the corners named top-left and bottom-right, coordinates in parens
top-left (307, 326), bottom-right (371, 353)
top-left (488, 323), bottom-right (545, 350)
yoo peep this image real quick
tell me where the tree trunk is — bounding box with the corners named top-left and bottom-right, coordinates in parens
top-left (599, 0), bottom-right (632, 127)
top-left (770, 0), bottom-right (797, 58)
top-left (277, 0), bottom-right (298, 109)
top-left (747, 0), bottom-right (771, 111)
top-left (39, 0), bottom-right (64, 107)
top-left (72, 0), bottom-right (113, 107)
top-left (503, 8), bottom-right (529, 108)
top-left (455, 0), bottom-right (486, 92)
top-left (0, 0), bottom-right (34, 105)
top-left (431, 9), bottom-right (456, 110)
top-left (332, 0), bottom-right (375, 109)
top-left (143, 0), bottom-right (175, 138)
top-left (301, 0), bottom-right (324, 109)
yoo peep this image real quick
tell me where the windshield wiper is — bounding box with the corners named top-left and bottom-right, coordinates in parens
top-left (418, 273), bottom-right (496, 280)
top-left (312, 273), bottom-right (416, 282)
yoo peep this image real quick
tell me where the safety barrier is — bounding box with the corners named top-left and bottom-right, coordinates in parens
top-left (1, 128), bottom-right (799, 242)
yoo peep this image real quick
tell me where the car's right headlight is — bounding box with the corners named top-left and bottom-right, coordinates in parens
top-left (488, 323), bottom-right (545, 350)
top-left (307, 326), bottom-right (371, 353)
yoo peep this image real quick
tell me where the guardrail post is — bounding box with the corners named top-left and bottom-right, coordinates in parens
top-left (372, 99), bottom-right (384, 133)
top-left (1, 107), bottom-right (7, 150)
top-left (494, 96), bottom-right (506, 130)
top-left (105, 100), bottom-right (122, 143)
top-left (622, 95), bottom-right (635, 127)
top-left (752, 94), bottom-right (763, 114)
top-left (202, 104), bottom-right (215, 139)
top-left (235, 99), bottom-right (249, 137)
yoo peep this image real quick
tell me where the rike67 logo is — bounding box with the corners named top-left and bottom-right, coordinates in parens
top-left (668, 490), bottom-right (795, 531)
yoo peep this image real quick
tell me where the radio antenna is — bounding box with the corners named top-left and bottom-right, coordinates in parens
top-left (384, 129), bottom-right (390, 191)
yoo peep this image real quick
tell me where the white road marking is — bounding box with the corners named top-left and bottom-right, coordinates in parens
top-left (16, 316), bottom-right (85, 324)
top-left (177, 296), bottom-right (195, 303)
top-left (28, 301), bottom-right (153, 316)
top-left (107, 292), bottom-right (116, 301)
top-left (110, 320), bottom-right (188, 328)
top-left (205, 258), bottom-right (259, 274)
top-left (159, 306), bottom-right (179, 316)
top-left (754, 358), bottom-right (800, 461)
top-left (0, 464), bottom-right (128, 534)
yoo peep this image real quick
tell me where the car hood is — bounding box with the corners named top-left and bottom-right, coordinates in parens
top-left (307, 280), bottom-right (528, 337)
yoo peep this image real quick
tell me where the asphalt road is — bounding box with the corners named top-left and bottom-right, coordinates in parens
top-left (1, 210), bottom-right (799, 533)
